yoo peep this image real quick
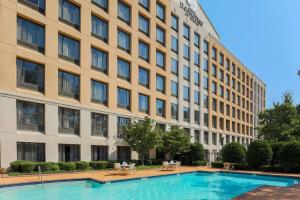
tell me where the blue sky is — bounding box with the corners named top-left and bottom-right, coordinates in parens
top-left (198, 0), bottom-right (300, 108)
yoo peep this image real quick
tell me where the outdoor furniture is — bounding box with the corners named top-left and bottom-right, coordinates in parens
top-left (0, 168), bottom-right (4, 178)
top-left (124, 163), bottom-right (136, 175)
top-left (223, 162), bottom-right (231, 171)
top-left (175, 161), bottom-right (181, 169)
top-left (113, 163), bottom-right (122, 175)
top-left (168, 160), bottom-right (177, 171)
top-left (162, 161), bottom-right (170, 171)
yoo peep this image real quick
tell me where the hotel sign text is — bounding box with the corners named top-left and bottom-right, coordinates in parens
top-left (180, 1), bottom-right (203, 27)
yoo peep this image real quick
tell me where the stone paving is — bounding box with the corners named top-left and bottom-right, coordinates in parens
top-left (0, 167), bottom-right (299, 199)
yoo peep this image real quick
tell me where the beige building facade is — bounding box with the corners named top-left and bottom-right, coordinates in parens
top-left (0, 0), bottom-right (266, 168)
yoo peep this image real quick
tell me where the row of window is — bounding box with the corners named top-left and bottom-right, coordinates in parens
top-left (17, 142), bottom-right (131, 162)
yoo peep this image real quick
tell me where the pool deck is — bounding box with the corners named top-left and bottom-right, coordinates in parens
top-left (0, 167), bottom-right (300, 199)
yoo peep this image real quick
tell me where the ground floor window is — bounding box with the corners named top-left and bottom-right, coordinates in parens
top-left (91, 145), bottom-right (108, 161)
top-left (17, 142), bottom-right (45, 162)
top-left (117, 146), bottom-right (130, 162)
top-left (59, 144), bottom-right (80, 162)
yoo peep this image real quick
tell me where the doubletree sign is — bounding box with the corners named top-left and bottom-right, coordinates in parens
top-left (180, 0), bottom-right (203, 27)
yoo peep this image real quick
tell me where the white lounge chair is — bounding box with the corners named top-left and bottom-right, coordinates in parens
top-left (113, 163), bottom-right (121, 175)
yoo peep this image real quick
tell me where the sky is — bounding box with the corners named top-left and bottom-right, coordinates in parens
top-left (198, 0), bottom-right (300, 108)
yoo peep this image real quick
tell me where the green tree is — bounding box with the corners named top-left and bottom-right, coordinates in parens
top-left (124, 117), bottom-right (162, 165)
top-left (160, 127), bottom-right (191, 160)
top-left (182, 143), bottom-right (205, 165)
top-left (246, 140), bottom-right (273, 169)
top-left (257, 93), bottom-right (300, 142)
top-left (222, 142), bottom-right (246, 163)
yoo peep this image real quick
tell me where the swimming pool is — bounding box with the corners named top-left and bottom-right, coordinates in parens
top-left (0, 172), bottom-right (298, 200)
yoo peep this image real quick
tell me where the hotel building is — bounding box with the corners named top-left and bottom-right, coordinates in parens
top-left (0, 0), bottom-right (266, 168)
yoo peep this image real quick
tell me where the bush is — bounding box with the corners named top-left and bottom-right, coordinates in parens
top-left (182, 143), bottom-right (205, 165)
top-left (246, 140), bottom-right (272, 169)
top-left (279, 141), bottom-right (300, 172)
top-left (89, 161), bottom-right (108, 170)
top-left (75, 161), bottom-right (89, 171)
top-left (19, 161), bottom-right (36, 173)
top-left (10, 160), bottom-right (25, 172)
top-left (59, 162), bottom-right (76, 171)
top-left (38, 162), bottom-right (59, 172)
top-left (211, 162), bottom-right (223, 168)
top-left (194, 161), bottom-right (207, 166)
top-left (270, 142), bottom-right (285, 165)
top-left (222, 143), bottom-right (246, 163)
top-left (258, 164), bottom-right (284, 172)
top-left (232, 163), bottom-right (249, 170)
top-left (107, 160), bottom-right (116, 168)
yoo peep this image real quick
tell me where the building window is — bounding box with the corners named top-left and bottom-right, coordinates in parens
top-left (156, 50), bottom-right (165, 69)
top-left (203, 58), bottom-right (209, 72)
top-left (91, 113), bottom-right (108, 137)
top-left (139, 94), bottom-right (149, 114)
top-left (171, 58), bottom-right (178, 75)
top-left (204, 113), bottom-right (209, 127)
top-left (156, 75), bottom-right (165, 93)
top-left (212, 98), bottom-right (217, 111)
top-left (91, 80), bottom-right (107, 105)
top-left (139, 0), bottom-right (149, 10)
top-left (219, 53), bottom-right (224, 65)
top-left (17, 58), bottom-right (44, 92)
top-left (58, 34), bottom-right (80, 65)
top-left (171, 103), bottom-right (178, 120)
top-left (17, 17), bottom-right (45, 53)
top-left (212, 64), bottom-right (217, 77)
top-left (183, 45), bottom-right (190, 60)
top-left (91, 15), bottom-right (108, 42)
top-left (59, 144), bottom-right (80, 162)
top-left (59, 0), bottom-right (80, 30)
top-left (156, 26), bottom-right (165, 45)
top-left (117, 117), bottom-right (130, 138)
top-left (91, 145), bottom-right (108, 161)
top-left (58, 70), bottom-right (80, 100)
top-left (117, 29), bottom-right (131, 53)
top-left (171, 14), bottom-right (178, 31)
top-left (194, 110), bottom-right (200, 125)
top-left (194, 33), bottom-right (200, 47)
top-left (203, 76), bottom-right (209, 90)
top-left (58, 107), bottom-right (80, 135)
top-left (183, 65), bottom-right (190, 81)
top-left (171, 81), bottom-right (178, 97)
top-left (203, 95), bottom-right (209, 108)
top-left (17, 100), bottom-right (44, 132)
top-left (194, 52), bottom-right (200, 66)
top-left (117, 87), bottom-right (130, 110)
top-left (17, 142), bottom-right (45, 162)
top-left (92, 0), bottom-right (108, 11)
top-left (139, 41), bottom-right (149, 62)
top-left (139, 67), bottom-right (149, 88)
top-left (212, 116), bottom-right (217, 129)
top-left (183, 24), bottom-right (190, 40)
top-left (183, 107), bottom-right (190, 122)
top-left (156, 2), bottom-right (165, 22)
top-left (204, 131), bottom-right (209, 144)
top-left (19, 0), bottom-right (45, 13)
top-left (194, 91), bottom-right (200, 105)
top-left (194, 71), bottom-right (200, 85)
top-left (91, 47), bottom-right (108, 73)
top-left (203, 40), bottom-right (209, 54)
top-left (117, 146), bottom-right (131, 161)
top-left (117, 58), bottom-right (130, 81)
top-left (156, 99), bottom-right (165, 117)
top-left (139, 15), bottom-right (149, 36)
top-left (118, 0), bottom-right (131, 25)
top-left (219, 69), bottom-right (224, 81)
top-left (171, 36), bottom-right (178, 53)
top-left (183, 86), bottom-right (190, 102)
top-left (212, 47), bottom-right (217, 60)
top-left (212, 133), bottom-right (217, 145)
top-left (219, 85), bottom-right (224, 97)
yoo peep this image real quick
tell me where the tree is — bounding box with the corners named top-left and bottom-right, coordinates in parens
top-left (160, 127), bottom-right (191, 160)
top-left (124, 117), bottom-right (162, 165)
top-left (222, 143), bottom-right (246, 163)
top-left (246, 140), bottom-right (273, 169)
top-left (298, 70), bottom-right (300, 77)
top-left (181, 143), bottom-right (205, 165)
top-left (257, 92), bottom-right (300, 142)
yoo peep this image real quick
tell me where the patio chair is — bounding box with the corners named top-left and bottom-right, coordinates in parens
top-left (175, 162), bottom-right (181, 169)
top-left (223, 162), bottom-right (230, 171)
top-left (125, 163), bottom-right (136, 175)
top-left (162, 161), bottom-right (170, 171)
top-left (113, 163), bottom-right (122, 175)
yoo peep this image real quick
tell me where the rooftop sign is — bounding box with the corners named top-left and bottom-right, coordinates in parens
top-left (180, 0), bottom-right (203, 27)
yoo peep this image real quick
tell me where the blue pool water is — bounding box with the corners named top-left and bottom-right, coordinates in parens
top-left (0, 172), bottom-right (298, 200)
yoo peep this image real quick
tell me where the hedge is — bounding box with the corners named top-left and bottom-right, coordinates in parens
top-left (182, 143), bottom-right (205, 165)
top-left (270, 142), bottom-right (285, 165)
top-left (211, 162), bottom-right (223, 168)
top-left (194, 161), bottom-right (207, 166)
top-left (89, 161), bottom-right (108, 170)
top-left (246, 140), bottom-right (272, 169)
top-left (75, 161), bottom-right (89, 171)
top-left (279, 141), bottom-right (300, 172)
top-left (222, 143), bottom-right (245, 163)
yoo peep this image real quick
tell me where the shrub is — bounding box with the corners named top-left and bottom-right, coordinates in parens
top-left (10, 160), bottom-right (25, 172)
top-left (182, 143), bottom-right (205, 165)
top-left (59, 162), bottom-right (76, 171)
top-left (107, 160), bottom-right (116, 168)
top-left (270, 142), bottom-right (285, 165)
top-left (89, 161), bottom-right (108, 170)
top-left (19, 161), bottom-right (36, 173)
top-left (38, 162), bottom-right (59, 172)
top-left (246, 140), bottom-right (272, 169)
top-left (222, 143), bottom-right (245, 163)
top-left (232, 163), bottom-right (248, 170)
top-left (258, 164), bottom-right (284, 172)
top-left (279, 141), bottom-right (300, 172)
top-left (75, 161), bottom-right (89, 171)
top-left (211, 162), bottom-right (223, 168)
top-left (194, 161), bottom-right (207, 166)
